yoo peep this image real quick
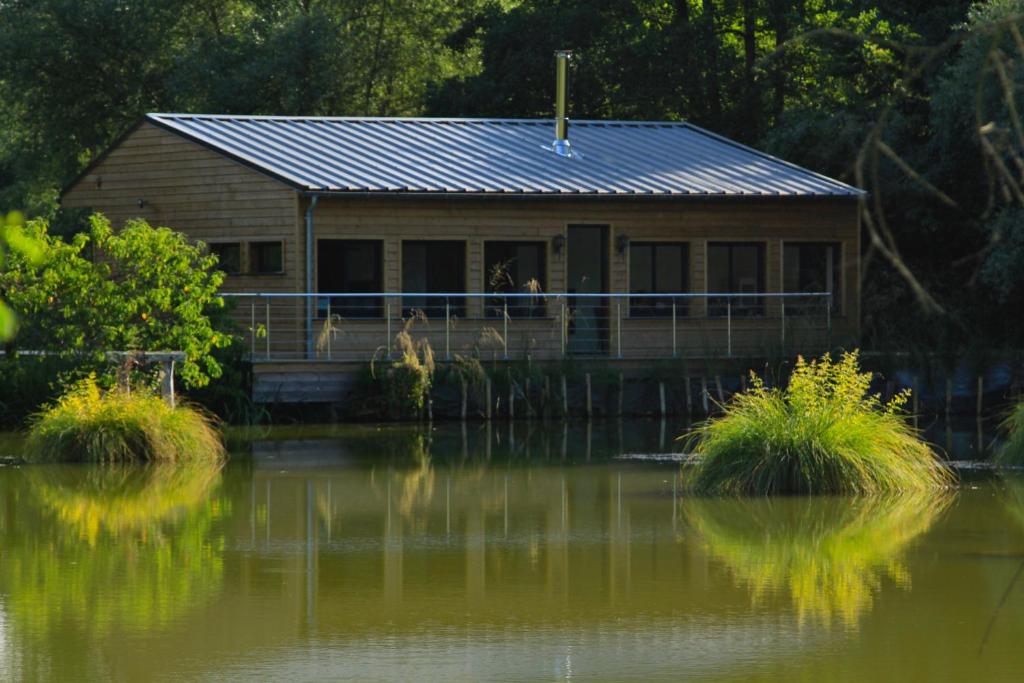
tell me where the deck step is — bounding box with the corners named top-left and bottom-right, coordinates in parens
top-left (253, 371), bottom-right (358, 403)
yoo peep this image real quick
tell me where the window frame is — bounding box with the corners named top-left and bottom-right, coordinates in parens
top-left (706, 241), bottom-right (767, 317)
top-left (316, 239), bottom-right (385, 319)
top-left (401, 239), bottom-right (467, 318)
top-left (208, 241), bottom-right (242, 275)
top-left (483, 240), bottom-right (548, 319)
top-left (782, 240), bottom-right (842, 315)
top-left (249, 240), bottom-right (285, 276)
top-left (628, 241), bottom-right (690, 318)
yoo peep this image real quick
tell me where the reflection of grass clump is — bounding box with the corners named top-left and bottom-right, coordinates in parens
top-left (0, 462), bottom-right (225, 642)
top-left (994, 402), bottom-right (1024, 466)
top-left (30, 462), bottom-right (223, 543)
top-left (24, 375), bottom-right (224, 463)
top-left (684, 352), bottom-right (954, 495)
top-left (685, 493), bottom-right (949, 627)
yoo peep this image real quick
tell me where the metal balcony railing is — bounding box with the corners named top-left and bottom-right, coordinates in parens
top-left (220, 292), bottom-right (835, 362)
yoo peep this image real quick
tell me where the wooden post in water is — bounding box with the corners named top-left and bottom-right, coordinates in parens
top-left (585, 373), bottom-right (592, 418)
top-left (562, 375), bottom-right (568, 416)
top-left (460, 380), bottom-right (468, 422)
top-left (525, 378), bottom-right (532, 420)
top-left (684, 377), bottom-right (693, 416)
top-left (715, 375), bottom-right (724, 404)
top-left (543, 375), bottom-right (551, 420)
top-left (977, 375), bottom-right (984, 420)
top-left (659, 382), bottom-right (666, 418)
top-left (618, 373), bottom-right (625, 417)
top-left (485, 377), bottom-right (492, 421)
top-left (701, 377), bottom-right (709, 415)
top-left (946, 378), bottom-right (953, 421)
top-left (508, 372), bottom-right (515, 420)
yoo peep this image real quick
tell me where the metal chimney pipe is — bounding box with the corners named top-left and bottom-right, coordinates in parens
top-left (552, 50), bottom-right (573, 157)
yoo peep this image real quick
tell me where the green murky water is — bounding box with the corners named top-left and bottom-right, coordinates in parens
top-left (0, 421), bottom-right (1022, 681)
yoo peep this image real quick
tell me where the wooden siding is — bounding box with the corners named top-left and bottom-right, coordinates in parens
top-left (63, 122), bottom-right (302, 295)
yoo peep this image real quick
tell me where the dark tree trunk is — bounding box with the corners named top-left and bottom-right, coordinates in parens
top-left (742, 0), bottom-right (758, 139)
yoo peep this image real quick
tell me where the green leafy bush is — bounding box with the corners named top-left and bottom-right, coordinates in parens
top-left (995, 401), bottom-right (1024, 466)
top-left (24, 376), bottom-right (224, 464)
top-left (0, 213), bottom-right (229, 388)
top-left (684, 351), bottom-right (955, 495)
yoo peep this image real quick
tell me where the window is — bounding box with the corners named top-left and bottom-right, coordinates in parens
top-left (484, 241), bottom-right (546, 318)
top-left (784, 242), bottom-right (841, 314)
top-left (250, 241), bottom-right (283, 275)
top-left (707, 242), bottom-right (765, 316)
top-left (317, 240), bottom-right (383, 318)
top-left (629, 242), bottom-right (689, 317)
top-left (402, 241), bottom-right (466, 317)
top-left (209, 242), bottom-right (241, 275)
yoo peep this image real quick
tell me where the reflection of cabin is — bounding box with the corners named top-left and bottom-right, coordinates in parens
top-left (63, 112), bottom-right (862, 399)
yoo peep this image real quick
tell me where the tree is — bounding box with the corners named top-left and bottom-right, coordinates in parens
top-left (0, 214), bottom-right (230, 388)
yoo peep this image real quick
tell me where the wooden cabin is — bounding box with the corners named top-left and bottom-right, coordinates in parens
top-left (62, 112), bottom-right (862, 400)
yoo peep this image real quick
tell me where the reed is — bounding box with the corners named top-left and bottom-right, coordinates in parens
top-left (683, 351), bottom-right (954, 495)
top-left (994, 400), bottom-right (1024, 466)
top-left (24, 376), bottom-right (224, 463)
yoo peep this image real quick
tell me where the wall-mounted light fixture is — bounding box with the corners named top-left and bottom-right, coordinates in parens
top-left (616, 234), bottom-right (630, 255)
top-left (552, 234), bottom-right (566, 255)
top-left (136, 198), bottom-right (147, 209)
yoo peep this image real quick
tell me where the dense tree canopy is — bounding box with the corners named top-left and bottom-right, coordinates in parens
top-left (0, 0), bottom-right (1021, 354)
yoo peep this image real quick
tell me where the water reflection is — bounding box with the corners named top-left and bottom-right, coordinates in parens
top-left (0, 463), bottom-right (225, 680)
top-left (684, 493), bottom-right (952, 627)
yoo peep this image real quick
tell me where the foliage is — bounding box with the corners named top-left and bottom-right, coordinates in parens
top-left (0, 462), bottom-right (225, 665)
top-left (684, 351), bottom-right (955, 495)
top-left (684, 492), bottom-right (951, 627)
top-left (24, 376), bottom-right (225, 464)
top-left (0, 213), bottom-right (230, 388)
top-left (0, 210), bottom-right (45, 339)
top-left (995, 400), bottom-right (1024, 466)
top-left (372, 320), bottom-right (436, 420)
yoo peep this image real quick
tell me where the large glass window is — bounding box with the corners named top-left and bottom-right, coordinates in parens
top-left (209, 242), bottom-right (241, 275)
top-left (402, 241), bottom-right (466, 317)
top-left (317, 240), bottom-right (383, 318)
top-left (629, 242), bottom-right (689, 317)
top-left (249, 241), bottom-right (283, 275)
top-left (707, 242), bottom-right (765, 316)
top-left (784, 242), bottom-right (841, 314)
top-left (484, 241), bottom-right (546, 318)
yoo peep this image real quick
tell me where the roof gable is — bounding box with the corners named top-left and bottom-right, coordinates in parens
top-left (146, 113), bottom-right (862, 198)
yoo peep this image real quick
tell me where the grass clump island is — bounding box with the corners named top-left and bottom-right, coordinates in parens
top-left (684, 351), bottom-right (954, 495)
top-left (24, 376), bottom-right (224, 464)
top-left (994, 401), bottom-right (1024, 467)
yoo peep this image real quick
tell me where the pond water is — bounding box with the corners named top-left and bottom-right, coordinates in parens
top-left (1, 420), bottom-right (1023, 681)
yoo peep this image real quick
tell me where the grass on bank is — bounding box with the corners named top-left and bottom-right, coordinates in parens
top-left (24, 376), bottom-right (224, 464)
top-left (995, 401), bottom-right (1024, 466)
top-left (683, 351), bottom-right (955, 495)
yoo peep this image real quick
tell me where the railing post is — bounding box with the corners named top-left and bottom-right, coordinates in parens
top-left (560, 300), bottom-right (567, 359)
top-left (672, 299), bottom-right (677, 358)
top-left (727, 298), bottom-right (732, 358)
top-left (250, 300), bottom-right (256, 357)
top-left (503, 299), bottom-right (509, 360)
top-left (616, 301), bottom-right (622, 358)
top-left (445, 298), bottom-right (451, 360)
top-left (265, 298), bottom-right (271, 360)
top-left (386, 299), bottom-right (392, 359)
top-left (780, 298), bottom-right (786, 351)
top-left (326, 313), bottom-right (332, 360)
top-left (826, 293), bottom-right (832, 348)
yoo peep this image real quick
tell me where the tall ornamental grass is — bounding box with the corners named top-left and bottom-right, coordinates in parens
top-left (684, 352), bottom-right (954, 495)
top-left (24, 376), bottom-right (224, 464)
top-left (995, 401), bottom-right (1024, 466)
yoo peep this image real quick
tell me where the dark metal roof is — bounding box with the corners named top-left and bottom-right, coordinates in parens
top-left (147, 113), bottom-right (862, 197)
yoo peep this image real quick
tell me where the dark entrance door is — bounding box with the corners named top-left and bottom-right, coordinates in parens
top-left (566, 224), bottom-right (609, 355)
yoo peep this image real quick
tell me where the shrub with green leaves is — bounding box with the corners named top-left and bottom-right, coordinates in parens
top-left (24, 376), bottom-right (224, 464)
top-left (995, 401), bottom-right (1024, 466)
top-left (684, 351), bottom-right (955, 495)
top-left (0, 213), bottom-right (229, 388)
